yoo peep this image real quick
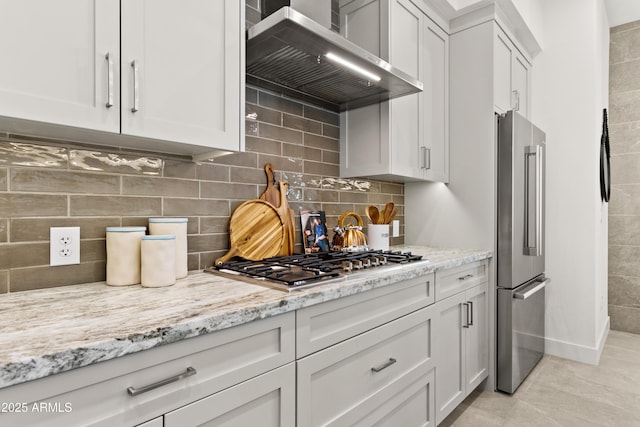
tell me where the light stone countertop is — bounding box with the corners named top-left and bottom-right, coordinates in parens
top-left (0, 246), bottom-right (491, 389)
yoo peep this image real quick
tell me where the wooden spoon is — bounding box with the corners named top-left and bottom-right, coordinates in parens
top-left (366, 205), bottom-right (380, 224)
top-left (382, 202), bottom-right (395, 224)
top-left (385, 206), bottom-right (398, 224)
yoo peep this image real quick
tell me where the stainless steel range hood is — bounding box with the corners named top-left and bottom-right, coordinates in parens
top-left (247, 5), bottom-right (423, 112)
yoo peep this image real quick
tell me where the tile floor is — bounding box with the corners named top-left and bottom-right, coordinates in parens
top-left (440, 330), bottom-right (640, 426)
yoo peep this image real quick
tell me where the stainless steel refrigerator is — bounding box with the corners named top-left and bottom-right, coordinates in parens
top-left (496, 110), bottom-right (550, 394)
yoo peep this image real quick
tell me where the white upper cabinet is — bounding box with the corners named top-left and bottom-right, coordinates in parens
top-left (494, 26), bottom-right (530, 118)
top-left (340, 0), bottom-right (449, 183)
top-left (0, 0), bottom-right (244, 158)
top-left (0, 0), bottom-right (120, 133)
top-left (121, 0), bottom-right (242, 153)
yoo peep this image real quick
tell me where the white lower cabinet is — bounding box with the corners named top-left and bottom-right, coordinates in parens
top-left (0, 313), bottom-right (295, 427)
top-left (433, 262), bottom-right (489, 424)
top-left (0, 261), bottom-right (490, 426)
top-left (164, 363), bottom-right (295, 426)
top-left (297, 305), bottom-right (436, 426)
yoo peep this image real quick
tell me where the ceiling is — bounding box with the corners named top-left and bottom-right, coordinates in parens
top-left (604, 0), bottom-right (640, 27)
top-left (429, 0), bottom-right (640, 28)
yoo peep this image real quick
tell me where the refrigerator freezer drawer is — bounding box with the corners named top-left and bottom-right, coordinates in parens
top-left (497, 277), bottom-right (548, 394)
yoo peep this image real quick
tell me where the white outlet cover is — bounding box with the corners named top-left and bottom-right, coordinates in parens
top-left (50, 226), bottom-right (80, 266)
top-left (392, 220), bottom-right (400, 237)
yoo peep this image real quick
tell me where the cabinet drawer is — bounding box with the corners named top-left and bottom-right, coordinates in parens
top-left (164, 363), bottom-right (295, 427)
top-left (297, 274), bottom-right (434, 357)
top-left (0, 312), bottom-right (295, 427)
top-left (435, 261), bottom-right (487, 301)
top-left (297, 305), bottom-right (435, 427)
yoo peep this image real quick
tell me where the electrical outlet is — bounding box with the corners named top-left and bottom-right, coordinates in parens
top-left (392, 220), bottom-right (400, 237)
top-left (50, 227), bottom-right (80, 266)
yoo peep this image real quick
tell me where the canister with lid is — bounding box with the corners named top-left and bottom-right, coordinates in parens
top-left (141, 235), bottom-right (176, 288)
top-left (105, 226), bottom-right (146, 286)
top-left (148, 218), bottom-right (188, 278)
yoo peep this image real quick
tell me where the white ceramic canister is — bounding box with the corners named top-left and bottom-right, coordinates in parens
top-left (141, 235), bottom-right (176, 288)
top-left (148, 218), bottom-right (188, 278)
top-left (367, 224), bottom-right (390, 251)
top-left (105, 226), bottom-right (147, 286)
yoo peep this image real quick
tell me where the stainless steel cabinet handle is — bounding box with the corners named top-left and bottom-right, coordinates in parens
top-left (458, 274), bottom-right (473, 281)
top-left (420, 147), bottom-right (431, 170)
top-left (462, 302), bottom-right (470, 328)
top-left (127, 367), bottom-right (196, 397)
top-left (468, 301), bottom-right (474, 326)
top-left (371, 358), bottom-right (397, 373)
top-left (131, 60), bottom-right (139, 113)
top-left (105, 53), bottom-right (113, 108)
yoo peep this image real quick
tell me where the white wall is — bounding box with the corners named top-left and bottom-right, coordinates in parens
top-left (527, 0), bottom-right (610, 364)
top-left (508, 0), bottom-right (545, 49)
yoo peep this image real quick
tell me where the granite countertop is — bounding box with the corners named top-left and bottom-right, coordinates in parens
top-left (0, 246), bottom-right (491, 389)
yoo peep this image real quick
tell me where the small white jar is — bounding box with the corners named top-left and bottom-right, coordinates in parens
top-left (148, 218), bottom-right (188, 279)
top-left (141, 235), bottom-right (176, 288)
top-left (106, 226), bottom-right (147, 286)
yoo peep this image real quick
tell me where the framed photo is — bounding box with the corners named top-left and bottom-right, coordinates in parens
top-left (300, 210), bottom-right (330, 253)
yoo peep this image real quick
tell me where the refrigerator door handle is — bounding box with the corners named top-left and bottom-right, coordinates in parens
top-left (524, 145), bottom-right (543, 256)
top-left (513, 278), bottom-right (550, 300)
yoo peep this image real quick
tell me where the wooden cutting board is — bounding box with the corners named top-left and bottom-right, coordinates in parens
top-left (215, 199), bottom-right (285, 265)
top-left (276, 181), bottom-right (295, 256)
top-left (258, 163), bottom-right (295, 256)
top-left (259, 163), bottom-right (280, 207)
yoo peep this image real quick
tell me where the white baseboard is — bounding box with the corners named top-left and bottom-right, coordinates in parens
top-left (544, 317), bottom-right (610, 365)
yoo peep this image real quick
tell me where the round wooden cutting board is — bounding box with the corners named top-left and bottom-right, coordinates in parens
top-left (215, 199), bottom-right (285, 265)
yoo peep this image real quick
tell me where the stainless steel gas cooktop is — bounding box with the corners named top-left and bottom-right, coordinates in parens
top-left (205, 250), bottom-right (425, 292)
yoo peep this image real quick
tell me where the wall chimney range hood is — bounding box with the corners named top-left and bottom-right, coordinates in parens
top-left (247, 2), bottom-right (423, 112)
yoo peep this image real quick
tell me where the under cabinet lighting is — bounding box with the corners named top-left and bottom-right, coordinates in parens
top-left (325, 52), bottom-right (381, 82)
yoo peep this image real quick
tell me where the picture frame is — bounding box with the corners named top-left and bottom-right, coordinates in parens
top-left (300, 209), bottom-right (330, 253)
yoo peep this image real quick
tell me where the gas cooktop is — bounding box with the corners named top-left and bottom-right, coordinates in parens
top-left (205, 250), bottom-right (426, 292)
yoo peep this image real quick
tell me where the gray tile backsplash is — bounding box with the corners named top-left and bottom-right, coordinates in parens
top-left (0, 3), bottom-right (405, 293)
top-left (609, 21), bottom-right (640, 333)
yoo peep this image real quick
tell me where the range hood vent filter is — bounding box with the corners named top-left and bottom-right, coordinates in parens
top-left (247, 7), bottom-right (423, 112)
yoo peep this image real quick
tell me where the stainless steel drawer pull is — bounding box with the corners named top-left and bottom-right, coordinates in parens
top-left (463, 302), bottom-right (470, 328)
top-left (371, 358), bottom-right (397, 373)
top-left (420, 147), bottom-right (431, 170)
top-left (131, 60), bottom-right (139, 113)
top-left (458, 274), bottom-right (473, 281)
top-left (105, 53), bottom-right (113, 108)
top-left (127, 367), bottom-right (197, 397)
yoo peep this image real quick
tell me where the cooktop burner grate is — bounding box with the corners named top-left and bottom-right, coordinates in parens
top-left (205, 250), bottom-right (424, 290)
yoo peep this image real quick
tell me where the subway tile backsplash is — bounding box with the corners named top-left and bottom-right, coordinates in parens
top-left (0, 4), bottom-right (404, 293)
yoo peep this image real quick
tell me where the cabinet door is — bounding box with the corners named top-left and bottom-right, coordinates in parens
top-left (121, 0), bottom-right (242, 151)
top-left (464, 282), bottom-right (489, 391)
top-left (164, 363), bottom-right (295, 427)
top-left (422, 20), bottom-right (449, 182)
top-left (434, 291), bottom-right (466, 424)
top-left (0, 0), bottom-right (120, 133)
top-left (389, 0), bottom-right (422, 179)
top-left (493, 29), bottom-right (513, 114)
top-left (340, 0), bottom-right (390, 179)
top-left (512, 52), bottom-right (530, 118)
